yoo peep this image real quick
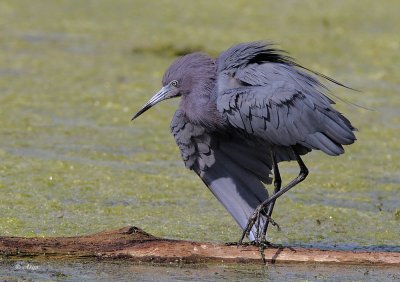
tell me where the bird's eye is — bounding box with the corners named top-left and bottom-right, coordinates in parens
top-left (170, 80), bottom-right (179, 87)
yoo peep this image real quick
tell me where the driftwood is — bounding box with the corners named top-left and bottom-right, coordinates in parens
top-left (0, 226), bottom-right (399, 265)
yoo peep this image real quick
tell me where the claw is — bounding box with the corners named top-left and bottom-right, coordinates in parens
top-left (238, 202), bottom-right (280, 245)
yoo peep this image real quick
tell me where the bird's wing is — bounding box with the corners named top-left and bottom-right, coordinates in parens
top-left (216, 42), bottom-right (356, 158)
top-left (171, 110), bottom-right (271, 241)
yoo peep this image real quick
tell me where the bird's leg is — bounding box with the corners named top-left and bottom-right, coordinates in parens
top-left (261, 151), bottom-right (282, 241)
top-left (238, 152), bottom-right (282, 244)
top-left (238, 210), bottom-right (280, 245)
top-left (257, 152), bottom-right (282, 263)
top-left (248, 152), bottom-right (282, 248)
top-left (239, 148), bottom-right (309, 244)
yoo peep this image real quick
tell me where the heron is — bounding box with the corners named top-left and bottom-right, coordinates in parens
top-left (131, 41), bottom-right (356, 244)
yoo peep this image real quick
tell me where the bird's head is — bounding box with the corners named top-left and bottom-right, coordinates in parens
top-left (132, 53), bottom-right (215, 121)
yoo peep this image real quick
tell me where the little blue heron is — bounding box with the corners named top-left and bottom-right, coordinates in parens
top-left (132, 41), bottom-right (356, 244)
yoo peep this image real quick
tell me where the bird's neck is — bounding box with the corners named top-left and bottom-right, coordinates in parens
top-left (180, 87), bottom-right (222, 130)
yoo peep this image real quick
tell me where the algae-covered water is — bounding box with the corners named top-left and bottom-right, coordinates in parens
top-left (0, 0), bottom-right (399, 280)
top-left (1, 259), bottom-right (399, 281)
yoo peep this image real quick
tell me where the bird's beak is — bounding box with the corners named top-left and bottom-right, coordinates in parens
top-left (131, 85), bottom-right (175, 121)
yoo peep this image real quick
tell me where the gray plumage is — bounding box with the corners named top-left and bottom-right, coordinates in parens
top-left (132, 41), bottom-right (356, 243)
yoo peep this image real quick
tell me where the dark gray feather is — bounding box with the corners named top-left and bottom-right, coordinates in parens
top-left (216, 43), bottom-right (356, 159)
top-left (171, 110), bottom-right (272, 239)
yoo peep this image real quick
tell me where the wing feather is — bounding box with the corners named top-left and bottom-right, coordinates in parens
top-left (171, 110), bottom-right (272, 240)
top-left (216, 43), bottom-right (356, 158)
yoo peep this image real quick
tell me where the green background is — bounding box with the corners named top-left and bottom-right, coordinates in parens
top-left (0, 0), bottom-right (399, 251)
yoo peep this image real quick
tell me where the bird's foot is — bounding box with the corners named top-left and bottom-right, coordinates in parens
top-left (238, 203), bottom-right (280, 245)
top-left (225, 241), bottom-right (254, 247)
top-left (257, 240), bottom-right (287, 264)
top-left (226, 240), bottom-right (273, 247)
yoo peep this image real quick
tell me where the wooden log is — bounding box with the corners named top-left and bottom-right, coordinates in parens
top-left (0, 226), bottom-right (399, 265)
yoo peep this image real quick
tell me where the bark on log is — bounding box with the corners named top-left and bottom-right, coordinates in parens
top-left (0, 226), bottom-right (399, 265)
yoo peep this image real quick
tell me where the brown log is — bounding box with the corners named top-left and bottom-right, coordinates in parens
top-left (0, 226), bottom-right (399, 265)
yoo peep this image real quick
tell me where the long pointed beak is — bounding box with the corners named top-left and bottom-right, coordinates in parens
top-left (131, 86), bottom-right (173, 121)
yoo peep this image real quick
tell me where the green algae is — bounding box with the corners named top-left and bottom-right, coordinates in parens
top-left (0, 0), bottom-right (399, 253)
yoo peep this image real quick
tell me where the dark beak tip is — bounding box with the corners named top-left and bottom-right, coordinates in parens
top-left (131, 113), bottom-right (141, 121)
top-left (131, 86), bottom-right (169, 122)
top-left (131, 105), bottom-right (151, 122)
